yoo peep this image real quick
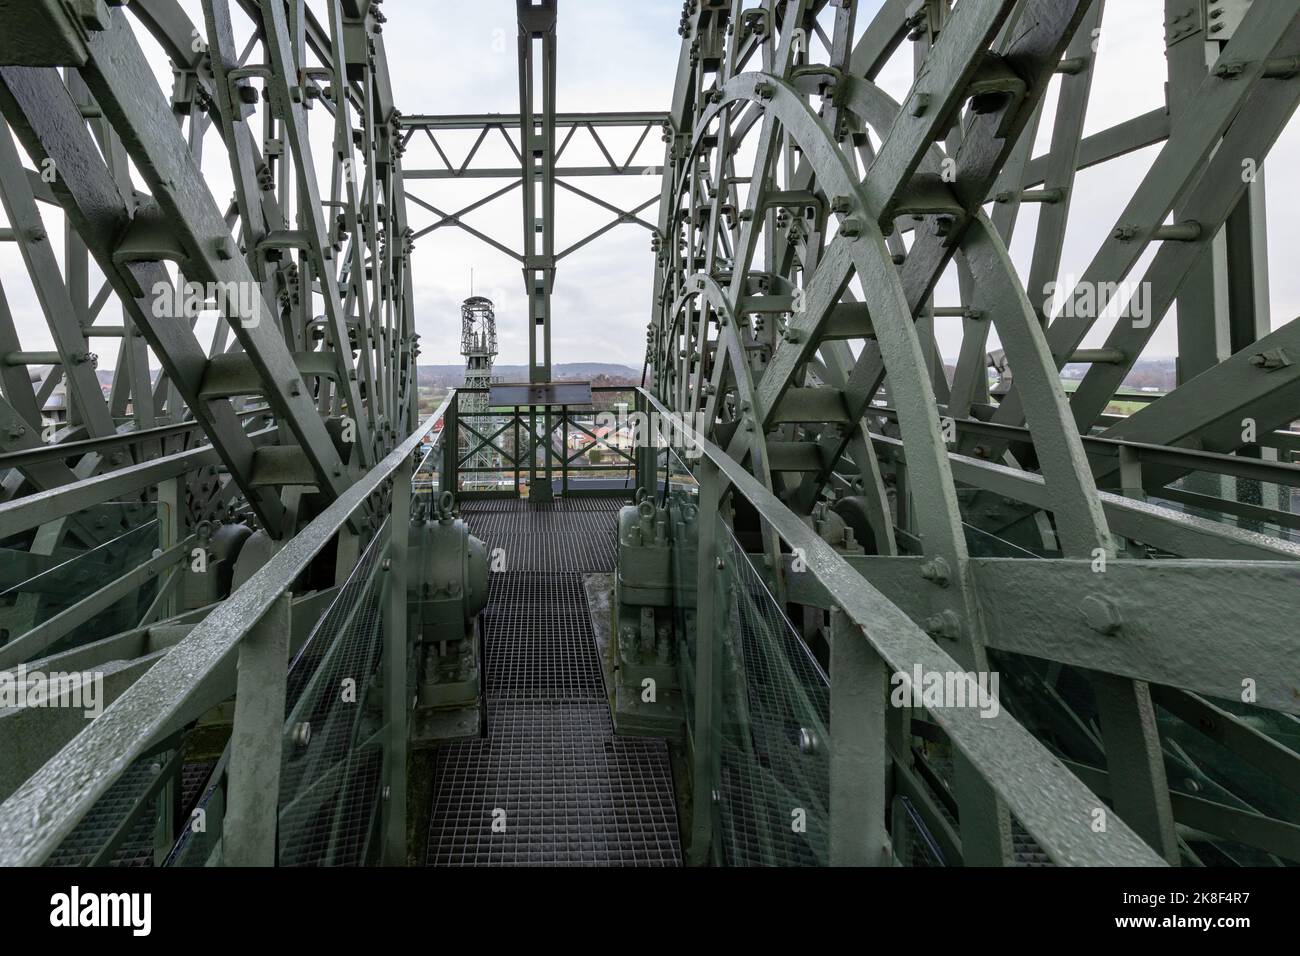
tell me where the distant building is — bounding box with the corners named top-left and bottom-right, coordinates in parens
top-left (459, 297), bottom-right (506, 488)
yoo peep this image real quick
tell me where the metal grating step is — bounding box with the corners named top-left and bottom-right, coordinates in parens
top-left (427, 702), bottom-right (679, 866)
top-left (464, 509), bottom-right (622, 539)
top-left (476, 531), bottom-right (617, 573)
top-left (461, 500), bottom-right (621, 573)
top-left (488, 572), bottom-right (588, 609)
top-left (485, 612), bottom-right (606, 700)
top-left (425, 498), bottom-right (681, 866)
top-left (460, 498), bottom-right (627, 514)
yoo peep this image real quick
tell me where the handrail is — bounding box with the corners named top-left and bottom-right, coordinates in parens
top-left (0, 391), bottom-right (456, 867)
top-left (0, 406), bottom-right (272, 472)
top-left (0, 424), bottom-right (280, 541)
top-left (636, 387), bottom-right (1165, 866)
top-left (453, 384), bottom-right (638, 398)
top-left (868, 404), bottom-right (1300, 487)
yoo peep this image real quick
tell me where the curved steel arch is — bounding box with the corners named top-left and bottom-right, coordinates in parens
top-left (0, 0), bottom-right (1298, 872)
top-left (0, 0), bottom-right (415, 539)
top-left (0, 0), bottom-right (423, 868)
top-left (648, 0), bottom-right (1300, 867)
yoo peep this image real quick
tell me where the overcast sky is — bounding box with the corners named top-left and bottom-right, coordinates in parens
top-left (1, 0), bottom-right (1298, 377)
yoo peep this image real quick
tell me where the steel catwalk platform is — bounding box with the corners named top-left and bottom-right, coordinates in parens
top-left (424, 499), bottom-right (682, 866)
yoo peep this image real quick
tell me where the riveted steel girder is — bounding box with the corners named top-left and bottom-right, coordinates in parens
top-left (647, 0), bottom-right (1300, 868)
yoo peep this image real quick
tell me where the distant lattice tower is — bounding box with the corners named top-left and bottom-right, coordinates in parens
top-left (460, 296), bottom-right (501, 482)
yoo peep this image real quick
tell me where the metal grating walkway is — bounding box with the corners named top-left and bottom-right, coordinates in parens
top-left (425, 498), bottom-right (682, 866)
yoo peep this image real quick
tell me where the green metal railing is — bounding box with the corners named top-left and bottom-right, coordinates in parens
top-left (641, 388), bottom-right (1166, 867)
top-left (715, 515), bottom-right (832, 866)
top-left (0, 508), bottom-right (176, 663)
top-left (0, 393), bottom-right (456, 867)
top-left (5, 377), bottom-right (1292, 867)
top-left (450, 385), bottom-right (647, 497)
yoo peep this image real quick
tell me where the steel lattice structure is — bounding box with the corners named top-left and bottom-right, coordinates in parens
top-left (0, 0), bottom-right (1295, 872)
top-left (0, 0), bottom-right (418, 865)
top-left (647, 0), bottom-right (1300, 866)
top-left (0, 0), bottom-right (414, 544)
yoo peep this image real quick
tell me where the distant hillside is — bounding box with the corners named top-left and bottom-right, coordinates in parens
top-left (418, 363), bottom-right (640, 388)
top-left (1061, 357), bottom-right (1175, 391)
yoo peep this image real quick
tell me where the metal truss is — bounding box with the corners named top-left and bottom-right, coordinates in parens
top-left (401, 1), bottom-right (667, 383)
top-left (0, 0), bottom-right (420, 865)
top-left (398, 0), bottom-right (666, 499)
top-left (648, 0), bottom-right (1300, 865)
top-left (401, 112), bottom-right (666, 278)
top-left (0, 0), bottom-right (416, 765)
top-left (0, 0), bottom-right (1297, 872)
top-left (0, 0), bottom-right (415, 544)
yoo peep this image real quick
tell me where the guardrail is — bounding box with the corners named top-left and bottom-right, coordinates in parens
top-left (0, 406), bottom-right (272, 474)
top-left (0, 383), bottom-right (1184, 867)
top-left (0, 392), bottom-right (455, 867)
top-left (636, 387), bottom-right (1166, 866)
top-left (450, 385), bottom-right (648, 497)
top-left (869, 404), bottom-right (1300, 489)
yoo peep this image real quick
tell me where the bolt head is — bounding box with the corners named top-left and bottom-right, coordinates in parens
top-left (1079, 594), bottom-right (1123, 636)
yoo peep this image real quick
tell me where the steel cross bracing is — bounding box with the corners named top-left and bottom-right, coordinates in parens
top-left (647, 0), bottom-right (1300, 866)
top-left (0, 0), bottom-right (416, 793)
top-left (0, 0), bottom-right (1298, 872)
top-left (400, 2), bottom-right (667, 384)
top-left (398, 0), bottom-right (666, 495)
top-left (0, 0), bottom-right (415, 538)
top-left (399, 109), bottom-right (668, 280)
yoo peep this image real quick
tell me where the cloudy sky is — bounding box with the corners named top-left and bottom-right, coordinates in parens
top-left (1, 0), bottom-right (1298, 377)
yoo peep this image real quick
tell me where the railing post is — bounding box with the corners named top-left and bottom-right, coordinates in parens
top-left (333, 526), bottom-right (361, 586)
top-left (634, 389), bottom-right (647, 494)
top-left (535, 406), bottom-right (553, 502)
top-left (513, 407), bottom-right (521, 495)
top-left (223, 591), bottom-right (291, 866)
top-left (158, 475), bottom-right (181, 619)
top-left (442, 390), bottom-right (458, 497)
top-left (526, 406), bottom-right (536, 496)
top-left (829, 608), bottom-right (890, 866)
top-left (560, 404), bottom-right (568, 495)
top-left (152, 759), bottom-right (179, 866)
top-left (688, 460), bottom-right (724, 864)
top-left (382, 454), bottom-right (412, 865)
top-left (1117, 445), bottom-right (1146, 557)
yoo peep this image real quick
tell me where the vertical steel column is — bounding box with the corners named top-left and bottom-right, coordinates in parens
top-left (382, 455), bottom-right (411, 865)
top-left (518, 1), bottom-right (558, 500)
top-left (223, 592), bottom-right (292, 866)
top-left (1166, 0), bottom-right (1228, 385)
top-left (442, 391), bottom-right (458, 497)
top-left (157, 475), bottom-right (182, 620)
top-left (829, 609), bottom-right (889, 866)
top-left (1223, 167), bottom-right (1272, 512)
top-left (688, 460), bottom-right (724, 864)
top-left (1223, 168), bottom-right (1271, 353)
top-left (635, 389), bottom-right (655, 495)
top-left (517, 0), bottom-right (558, 384)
